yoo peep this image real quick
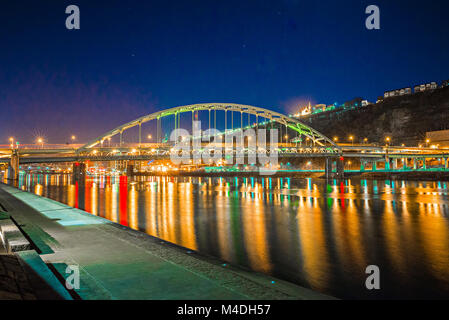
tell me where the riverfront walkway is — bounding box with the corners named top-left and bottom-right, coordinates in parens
top-left (0, 183), bottom-right (332, 300)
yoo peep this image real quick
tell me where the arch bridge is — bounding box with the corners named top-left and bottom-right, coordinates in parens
top-left (79, 103), bottom-right (340, 152)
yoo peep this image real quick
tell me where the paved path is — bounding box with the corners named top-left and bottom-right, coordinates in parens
top-left (0, 183), bottom-right (333, 300)
top-left (0, 253), bottom-right (65, 300)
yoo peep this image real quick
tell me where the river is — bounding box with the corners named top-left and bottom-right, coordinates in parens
top-left (5, 173), bottom-right (449, 299)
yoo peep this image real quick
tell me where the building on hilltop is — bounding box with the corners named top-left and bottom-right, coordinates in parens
top-left (414, 82), bottom-right (438, 93)
top-left (343, 97), bottom-right (364, 109)
top-left (441, 80), bottom-right (449, 88)
top-left (361, 100), bottom-right (371, 107)
top-left (312, 104), bottom-right (327, 113)
top-left (384, 87), bottom-right (412, 98)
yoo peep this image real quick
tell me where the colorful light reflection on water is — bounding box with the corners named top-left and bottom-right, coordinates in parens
top-left (8, 174), bottom-right (449, 299)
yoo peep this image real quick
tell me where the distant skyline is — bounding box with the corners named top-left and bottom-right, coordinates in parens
top-left (1, 0), bottom-right (449, 143)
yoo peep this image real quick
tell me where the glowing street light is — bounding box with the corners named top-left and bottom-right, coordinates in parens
top-left (349, 136), bottom-right (354, 146)
top-left (71, 135), bottom-right (76, 141)
top-left (37, 138), bottom-right (44, 149)
top-left (426, 139), bottom-right (430, 147)
top-left (333, 137), bottom-right (338, 142)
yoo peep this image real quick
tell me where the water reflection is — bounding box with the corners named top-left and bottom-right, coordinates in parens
top-left (6, 173), bottom-right (449, 299)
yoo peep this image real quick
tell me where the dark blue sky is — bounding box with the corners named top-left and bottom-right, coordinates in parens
top-left (1, 0), bottom-right (448, 143)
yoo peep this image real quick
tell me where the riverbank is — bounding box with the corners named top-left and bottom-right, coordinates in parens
top-left (0, 183), bottom-right (333, 300)
top-left (130, 170), bottom-right (449, 181)
top-left (130, 171), bottom-right (324, 178)
top-left (344, 170), bottom-right (449, 181)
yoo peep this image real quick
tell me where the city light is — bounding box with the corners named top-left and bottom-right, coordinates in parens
top-left (71, 135), bottom-right (76, 141)
top-left (37, 137), bottom-right (44, 148)
top-left (147, 134), bottom-right (152, 140)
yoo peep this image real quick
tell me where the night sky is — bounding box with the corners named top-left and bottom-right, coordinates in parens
top-left (1, 0), bottom-right (448, 144)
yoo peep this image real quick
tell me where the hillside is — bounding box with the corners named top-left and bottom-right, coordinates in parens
top-left (302, 86), bottom-right (449, 146)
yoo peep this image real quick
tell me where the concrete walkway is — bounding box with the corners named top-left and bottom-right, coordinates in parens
top-left (0, 183), bottom-right (333, 300)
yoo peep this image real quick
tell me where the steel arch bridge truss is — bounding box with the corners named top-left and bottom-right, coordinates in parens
top-left (78, 103), bottom-right (340, 152)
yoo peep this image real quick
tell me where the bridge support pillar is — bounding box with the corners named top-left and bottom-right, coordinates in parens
top-left (392, 159), bottom-right (398, 170)
top-left (413, 158), bottom-right (417, 170)
top-left (325, 157), bottom-right (333, 180)
top-left (385, 158), bottom-right (391, 171)
top-left (372, 161), bottom-right (377, 172)
top-left (7, 150), bottom-right (19, 180)
top-left (423, 158), bottom-right (427, 170)
top-left (336, 157), bottom-right (345, 179)
top-left (73, 162), bottom-right (86, 180)
top-left (360, 161), bottom-right (365, 172)
top-left (127, 161), bottom-right (135, 176)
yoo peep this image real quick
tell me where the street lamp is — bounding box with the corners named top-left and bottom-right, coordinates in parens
top-left (364, 138), bottom-right (368, 144)
top-left (9, 137), bottom-right (14, 149)
top-left (426, 139), bottom-right (430, 147)
top-left (334, 137), bottom-right (338, 142)
top-left (37, 138), bottom-right (44, 149)
top-left (385, 136), bottom-right (391, 146)
top-left (349, 136), bottom-right (354, 146)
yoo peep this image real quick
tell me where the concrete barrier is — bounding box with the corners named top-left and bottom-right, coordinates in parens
top-left (0, 218), bottom-right (32, 253)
